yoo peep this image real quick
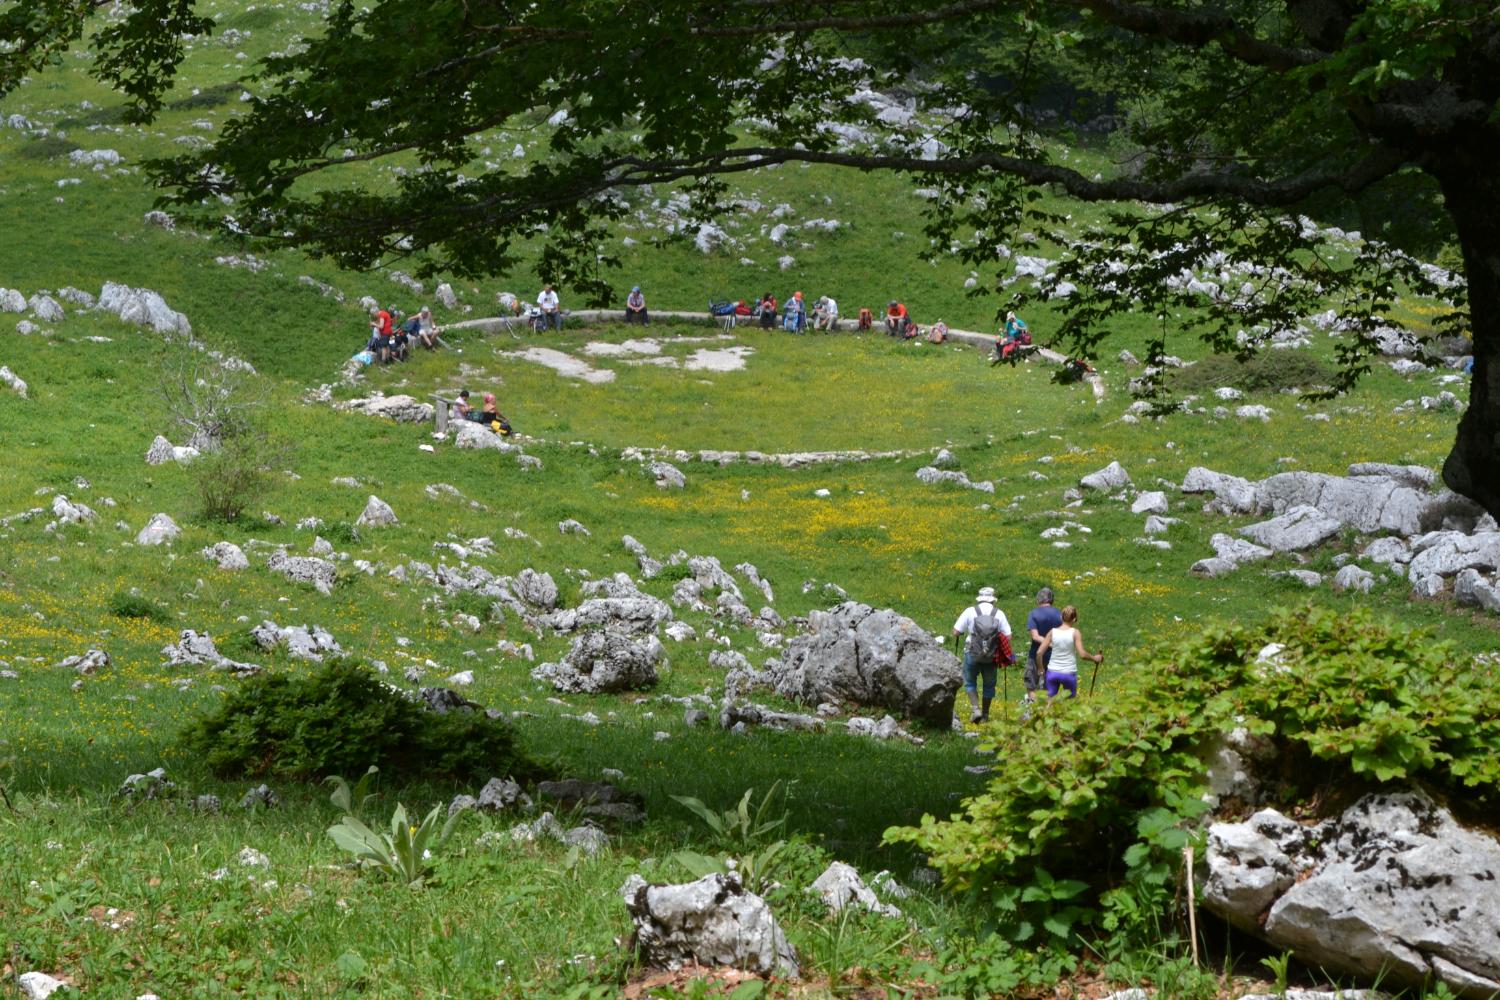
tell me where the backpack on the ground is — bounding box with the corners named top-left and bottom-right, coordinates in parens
top-left (1054, 358), bottom-right (1092, 384)
top-left (927, 321), bottom-right (948, 344)
top-left (966, 606), bottom-right (1001, 661)
top-left (709, 299), bottom-right (737, 316)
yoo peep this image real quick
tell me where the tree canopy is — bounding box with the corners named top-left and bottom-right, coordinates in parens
top-left (3, 0), bottom-right (1497, 511)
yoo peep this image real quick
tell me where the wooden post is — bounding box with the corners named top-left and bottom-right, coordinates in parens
top-left (1184, 843), bottom-right (1200, 967)
top-left (432, 394), bottom-right (448, 434)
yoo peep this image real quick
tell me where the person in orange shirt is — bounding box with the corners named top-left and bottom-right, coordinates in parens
top-left (885, 300), bottom-right (910, 337)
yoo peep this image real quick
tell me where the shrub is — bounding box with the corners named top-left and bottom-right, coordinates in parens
top-left (192, 430), bottom-right (292, 522)
top-left (109, 590), bottom-right (172, 623)
top-left (183, 660), bottom-right (546, 783)
top-left (886, 606), bottom-right (1500, 947)
top-left (1171, 351), bottom-right (1335, 394)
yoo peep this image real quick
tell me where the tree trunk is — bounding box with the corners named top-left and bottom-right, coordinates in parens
top-left (1436, 139), bottom-right (1500, 519)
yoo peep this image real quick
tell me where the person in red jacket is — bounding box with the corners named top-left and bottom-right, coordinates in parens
top-left (885, 300), bottom-right (911, 337)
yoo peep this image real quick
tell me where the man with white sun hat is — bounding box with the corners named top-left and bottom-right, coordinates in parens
top-left (952, 585), bottom-right (1013, 724)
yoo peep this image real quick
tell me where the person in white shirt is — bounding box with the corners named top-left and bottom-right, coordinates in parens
top-left (812, 295), bottom-right (839, 331)
top-left (537, 284), bottom-right (561, 331)
top-left (1034, 605), bottom-right (1103, 699)
top-left (952, 586), bottom-right (1012, 724)
top-left (625, 286), bottom-right (648, 325)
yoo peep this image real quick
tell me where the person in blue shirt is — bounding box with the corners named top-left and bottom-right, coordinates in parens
top-left (1024, 587), bottom-right (1063, 705)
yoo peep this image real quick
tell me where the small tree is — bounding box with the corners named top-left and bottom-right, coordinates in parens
top-left (155, 339), bottom-right (291, 521)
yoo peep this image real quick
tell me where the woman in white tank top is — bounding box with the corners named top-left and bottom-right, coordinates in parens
top-left (1035, 605), bottom-right (1102, 699)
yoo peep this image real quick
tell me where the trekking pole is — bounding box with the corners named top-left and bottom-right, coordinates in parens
top-left (1088, 652), bottom-right (1103, 696)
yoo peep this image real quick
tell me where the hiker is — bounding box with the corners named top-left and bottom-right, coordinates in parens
top-left (403, 306), bottom-right (438, 350)
top-left (1024, 587), bottom-right (1063, 705)
top-left (857, 307), bottom-right (874, 331)
top-left (478, 392), bottom-right (513, 435)
top-left (455, 390), bottom-right (476, 421)
top-left (782, 291), bottom-right (807, 333)
top-left (885, 301), bottom-right (911, 337)
top-left (812, 295), bottom-right (839, 332)
top-left (1004, 311), bottom-right (1029, 342)
top-left (994, 311), bottom-right (1034, 364)
top-left (1034, 605), bottom-right (1102, 699)
top-left (952, 586), bottom-right (1013, 724)
top-left (389, 321), bottom-right (411, 362)
top-left (537, 284), bottom-right (562, 332)
top-left (625, 286), bottom-right (649, 325)
top-left (1053, 357), bottom-right (1097, 384)
top-left (757, 291), bottom-right (778, 330)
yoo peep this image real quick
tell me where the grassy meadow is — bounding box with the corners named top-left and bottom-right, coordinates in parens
top-left (0, 2), bottom-right (1490, 997)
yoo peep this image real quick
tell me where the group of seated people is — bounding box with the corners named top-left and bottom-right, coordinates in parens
top-left (454, 390), bottom-right (512, 436)
top-left (365, 305), bottom-right (438, 363)
top-left (707, 291), bottom-right (840, 332)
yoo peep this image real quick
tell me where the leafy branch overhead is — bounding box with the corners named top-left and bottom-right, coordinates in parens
top-left (5, 0), bottom-right (1498, 513)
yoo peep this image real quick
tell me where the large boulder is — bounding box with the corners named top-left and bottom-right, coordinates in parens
top-left (97, 281), bottom-right (192, 334)
top-left (530, 630), bottom-right (662, 693)
top-left (1239, 505), bottom-right (1342, 552)
top-left (539, 595), bottom-right (673, 634)
top-left (1201, 792), bottom-right (1500, 998)
top-left (768, 602), bottom-right (960, 726)
top-left (621, 872), bottom-right (799, 978)
top-left (1406, 531), bottom-right (1500, 580)
top-left (201, 541), bottom-right (249, 571)
top-left (161, 630), bottom-right (259, 674)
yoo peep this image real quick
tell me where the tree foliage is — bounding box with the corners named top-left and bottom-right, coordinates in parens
top-left (4, 0), bottom-right (1498, 508)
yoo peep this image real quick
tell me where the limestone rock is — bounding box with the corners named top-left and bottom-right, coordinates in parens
top-left (97, 281), bottom-right (191, 335)
top-left (650, 461), bottom-right (686, 489)
top-left (1332, 565), bottom-right (1376, 593)
top-left (28, 294), bottom-right (64, 323)
top-left (1080, 461), bottom-right (1130, 491)
top-left (530, 630), bottom-right (662, 694)
top-left (621, 872), bottom-right (799, 977)
top-left (931, 448), bottom-right (959, 469)
top-left (558, 518), bottom-right (591, 536)
top-left (809, 861), bottom-right (902, 918)
top-left (50, 494), bottom-right (98, 526)
top-left (1361, 537), bottom-right (1411, 567)
top-left (0, 364), bottom-right (27, 398)
top-left (1202, 792), bottom-right (1500, 998)
top-left (1180, 466), bottom-right (1257, 514)
top-left (915, 466), bottom-right (995, 493)
top-left (512, 568), bottom-right (558, 610)
top-left (1348, 462), bottom-right (1435, 489)
top-left (201, 541), bottom-right (248, 570)
top-left (250, 621), bottom-right (342, 661)
top-left (18, 971), bottom-right (68, 999)
top-left (1190, 557), bottom-right (1240, 579)
top-left (144, 435), bottom-right (175, 465)
top-left (450, 421), bottom-right (505, 452)
top-left (161, 630), bottom-right (259, 674)
top-left (1131, 491), bottom-right (1168, 515)
top-left (1406, 532), bottom-right (1500, 580)
top-left (135, 513), bottom-right (181, 546)
top-left (60, 648), bottom-right (110, 675)
top-left (266, 551), bottom-right (337, 595)
top-left (1239, 505), bottom-right (1342, 552)
top-left (355, 495), bottom-right (398, 528)
top-left (1211, 533), bottom-right (1274, 565)
top-left (342, 394), bottom-right (435, 423)
top-left (769, 602), bottom-right (960, 726)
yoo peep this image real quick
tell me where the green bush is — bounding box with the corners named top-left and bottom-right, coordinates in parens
top-left (1171, 351), bottom-right (1335, 394)
top-left (109, 590), bottom-right (172, 623)
top-left (183, 660), bottom-right (547, 783)
top-left (886, 606), bottom-right (1500, 947)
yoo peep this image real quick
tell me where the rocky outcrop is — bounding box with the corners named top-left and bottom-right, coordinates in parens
top-left (530, 630), bottom-right (663, 693)
top-left (266, 551), bottom-right (337, 595)
top-left (621, 872), bottom-right (799, 978)
top-left (161, 630), bottom-right (259, 674)
top-left (97, 281), bottom-right (191, 335)
top-left (250, 621), bottom-right (342, 661)
top-left (768, 602), bottom-right (960, 726)
top-left (1202, 792), bottom-right (1500, 998)
top-left (1239, 505), bottom-right (1343, 552)
top-left (650, 461), bottom-right (686, 489)
top-left (0, 364), bottom-right (27, 398)
top-left (341, 394), bottom-right (435, 424)
top-left (1080, 461), bottom-right (1131, 491)
top-left (355, 495), bottom-right (398, 528)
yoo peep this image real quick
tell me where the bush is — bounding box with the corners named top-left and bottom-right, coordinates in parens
top-left (109, 590), bottom-right (172, 623)
top-left (183, 660), bottom-right (547, 783)
top-left (1171, 351), bottom-right (1335, 394)
top-left (192, 429), bottom-right (291, 522)
top-left (886, 606), bottom-right (1500, 947)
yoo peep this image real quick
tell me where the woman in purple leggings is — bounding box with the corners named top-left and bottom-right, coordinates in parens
top-left (1034, 605), bottom-right (1102, 698)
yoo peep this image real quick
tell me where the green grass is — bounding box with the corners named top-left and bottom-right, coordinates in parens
top-left (0, 7), bottom-right (1485, 997)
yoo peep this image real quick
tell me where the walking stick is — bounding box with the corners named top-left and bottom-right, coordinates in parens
top-left (1088, 653), bottom-right (1103, 696)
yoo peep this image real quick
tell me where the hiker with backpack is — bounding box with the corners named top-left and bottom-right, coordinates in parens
top-left (1024, 587), bottom-right (1063, 705)
top-left (952, 586), bottom-right (1013, 724)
